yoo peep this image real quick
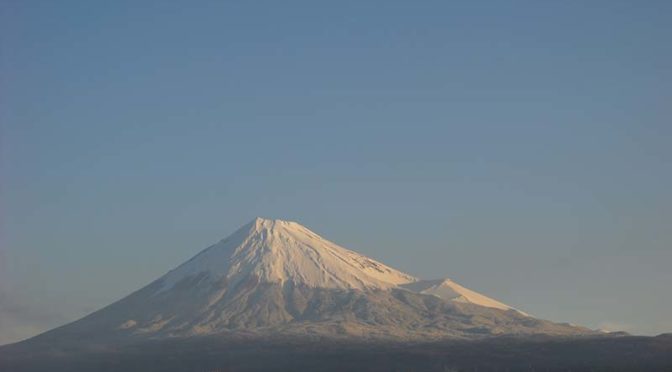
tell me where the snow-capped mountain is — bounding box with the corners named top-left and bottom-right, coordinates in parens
top-left (158, 218), bottom-right (416, 292)
top-left (20, 218), bottom-right (594, 344)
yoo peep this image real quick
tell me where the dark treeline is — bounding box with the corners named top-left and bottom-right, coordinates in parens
top-left (2, 334), bottom-right (672, 371)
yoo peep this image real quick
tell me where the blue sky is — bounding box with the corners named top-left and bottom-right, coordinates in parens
top-left (1, 0), bottom-right (671, 344)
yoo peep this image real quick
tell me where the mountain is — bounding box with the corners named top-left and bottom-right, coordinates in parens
top-left (10, 218), bottom-right (593, 347)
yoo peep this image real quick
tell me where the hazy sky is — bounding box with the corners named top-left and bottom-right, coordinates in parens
top-left (1, 0), bottom-right (671, 345)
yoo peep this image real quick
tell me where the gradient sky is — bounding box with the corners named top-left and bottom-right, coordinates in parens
top-left (1, 0), bottom-right (671, 345)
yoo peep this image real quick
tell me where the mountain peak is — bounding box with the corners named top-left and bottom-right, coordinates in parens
top-left (157, 218), bottom-right (417, 292)
top-left (250, 216), bottom-right (294, 227)
top-left (246, 217), bottom-right (303, 236)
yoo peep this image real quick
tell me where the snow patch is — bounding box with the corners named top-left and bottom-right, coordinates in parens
top-left (118, 320), bottom-right (137, 329)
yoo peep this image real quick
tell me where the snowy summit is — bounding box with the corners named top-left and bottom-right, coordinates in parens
top-left (159, 217), bottom-right (417, 292)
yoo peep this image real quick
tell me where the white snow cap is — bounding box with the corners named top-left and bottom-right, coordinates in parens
top-left (159, 217), bottom-right (418, 291)
top-left (157, 217), bottom-right (521, 314)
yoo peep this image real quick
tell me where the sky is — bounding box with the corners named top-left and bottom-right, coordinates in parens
top-left (1, 0), bottom-right (671, 345)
